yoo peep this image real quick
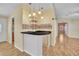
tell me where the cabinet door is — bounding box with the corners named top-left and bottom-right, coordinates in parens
top-left (24, 34), bottom-right (43, 56)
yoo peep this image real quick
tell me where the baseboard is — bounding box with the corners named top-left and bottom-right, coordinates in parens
top-left (7, 41), bottom-right (23, 52)
top-left (69, 37), bottom-right (79, 39)
top-left (15, 45), bottom-right (23, 52)
top-left (7, 42), bottom-right (32, 56)
top-left (15, 45), bottom-right (32, 56)
top-left (24, 50), bottom-right (32, 56)
top-left (0, 41), bottom-right (6, 43)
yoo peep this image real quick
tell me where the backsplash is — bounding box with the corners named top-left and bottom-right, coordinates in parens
top-left (22, 24), bottom-right (52, 29)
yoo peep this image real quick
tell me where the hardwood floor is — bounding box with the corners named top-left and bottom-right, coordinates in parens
top-left (0, 42), bottom-right (30, 56)
top-left (43, 35), bottom-right (79, 56)
top-left (0, 35), bottom-right (79, 56)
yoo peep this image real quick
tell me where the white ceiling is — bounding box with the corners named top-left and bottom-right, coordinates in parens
top-left (0, 3), bottom-right (20, 17)
top-left (27, 3), bottom-right (52, 11)
top-left (54, 3), bottom-right (79, 19)
top-left (0, 3), bottom-right (79, 19)
top-left (27, 3), bottom-right (79, 19)
top-left (0, 3), bottom-right (52, 18)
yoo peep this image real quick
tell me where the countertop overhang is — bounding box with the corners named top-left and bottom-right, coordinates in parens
top-left (21, 31), bottom-right (51, 35)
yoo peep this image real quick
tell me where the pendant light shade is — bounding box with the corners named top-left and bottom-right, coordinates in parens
top-left (33, 12), bottom-right (36, 16)
top-left (28, 14), bottom-right (31, 17)
top-left (41, 16), bottom-right (44, 19)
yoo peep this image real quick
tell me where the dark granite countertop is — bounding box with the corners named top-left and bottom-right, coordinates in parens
top-left (21, 31), bottom-right (51, 35)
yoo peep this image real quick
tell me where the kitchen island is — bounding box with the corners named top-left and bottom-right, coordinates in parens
top-left (21, 31), bottom-right (51, 56)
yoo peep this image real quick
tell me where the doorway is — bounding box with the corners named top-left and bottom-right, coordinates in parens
top-left (12, 17), bottom-right (14, 47)
top-left (58, 22), bottom-right (67, 43)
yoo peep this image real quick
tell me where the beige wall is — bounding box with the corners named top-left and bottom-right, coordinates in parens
top-left (51, 19), bottom-right (58, 46)
top-left (58, 18), bottom-right (79, 38)
top-left (8, 17), bottom-right (12, 44)
top-left (0, 17), bottom-right (8, 42)
top-left (8, 5), bottom-right (23, 51)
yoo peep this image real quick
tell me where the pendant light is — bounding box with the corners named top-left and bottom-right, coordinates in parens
top-left (38, 4), bottom-right (42, 15)
top-left (33, 12), bottom-right (36, 16)
top-left (28, 14), bottom-right (31, 17)
top-left (38, 11), bottom-right (42, 14)
top-left (41, 16), bottom-right (44, 19)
